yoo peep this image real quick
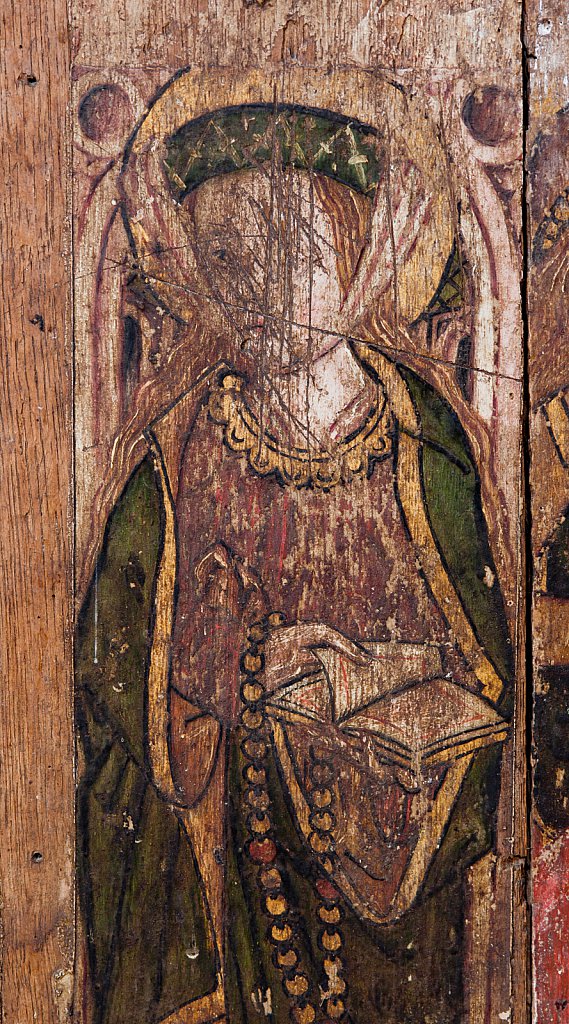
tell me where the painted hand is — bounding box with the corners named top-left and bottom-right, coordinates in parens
top-left (262, 620), bottom-right (372, 693)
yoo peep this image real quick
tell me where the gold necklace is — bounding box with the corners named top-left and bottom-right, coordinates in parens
top-left (208, 372), bottom-right (393, 490)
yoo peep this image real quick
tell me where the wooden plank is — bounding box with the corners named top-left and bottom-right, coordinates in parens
top-left (0, 0), bottom-right (74, 1020)
top-left (72, 4), bottom-right (526, 1024)
top-left (526, 4), bottom-right (569, 1021)
top-left (70, 0), bottom-right (522, 76)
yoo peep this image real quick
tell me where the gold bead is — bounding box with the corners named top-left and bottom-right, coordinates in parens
top-left (312, 788), bottom-right (332, 808)
top-left (248, 623), bottom-right (266, 642)
top-left (249, 813), bottom-right (271, 835)
top-left (271, 923), bottom-right (292, 943)
top-left (268, 611), bottom-right (286, 628)
top-left (345, 448), bottom-right (366, 474)
top-left (318, 905), bottom-right (341, 925)
top-left (244, 653), bottom-right (263, 673)
top-left (284, 974), bottom-right (309, 997)
top-left (265, 894), bottom-right (288, 916)
top-left (242, 682), bottom-right (264, 703)
top-left (245, 765), bottom-right (266, 786)
top-left (324, 957), bottom-right (341, 974)
top-left (277, 947), bottom-right (298, 969)
top-left (291, 1004), bottom-right (315, 1024)
top-left (326, 997), bottom-right (345, 1019)
top-left (246, 788), bottom-right (270, 811)
top-left (242, 708), bottom-right (264, 730)
top-left (322, 930), bottom-right (342, 952)
top-left (327, 976), bottom-right (346, 996)
top-left (242, 737), bottom-right (267, 760)
top-left (311, 811), bottom-right (333, 832)
top-left (309, 832), bottom-right (330, 855)
top-left (260, 867), bottom-right (282, 889)
top-left (221, 373), bottom-right (242, 391)
top-left (311, 763), bottom-right (332, 785)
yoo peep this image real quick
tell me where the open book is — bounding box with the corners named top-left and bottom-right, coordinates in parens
top-left (340, 677), bottom-right (509, 773)
top-left (267, 641), bottom-right (508, 775)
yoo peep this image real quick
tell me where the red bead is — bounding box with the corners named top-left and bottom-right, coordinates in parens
top-left (248, 839), bottom-right (277, 864)
top-left (316, 878), bottom-right (339, 900)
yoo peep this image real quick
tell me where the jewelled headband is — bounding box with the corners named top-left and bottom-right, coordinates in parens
top-left (162, 103), bottom-right (384, 202)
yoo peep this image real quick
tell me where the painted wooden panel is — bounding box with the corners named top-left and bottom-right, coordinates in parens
top-left (0, 2), bottom-right (534, 1023)
top-left (71, 7), bottom-right (526, 1021)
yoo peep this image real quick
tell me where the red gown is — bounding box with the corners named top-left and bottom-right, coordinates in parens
top-left (168, 397), bottom-right (474, 914)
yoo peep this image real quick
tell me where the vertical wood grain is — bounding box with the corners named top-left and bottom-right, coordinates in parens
top-left (0, 0), bottom-right (74, 1019)
top-left (526, 4), bottom-right (569, 1021)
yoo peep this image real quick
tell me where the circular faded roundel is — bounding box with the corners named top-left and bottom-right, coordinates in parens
top-left (461, 85), bottom-right (519, 147)
top-left (78, 83), bottom-right (132, 144)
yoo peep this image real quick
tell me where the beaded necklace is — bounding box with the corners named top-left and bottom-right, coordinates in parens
top-left (240, 614), bottom-right (349, 1024)
top-left (209, 372), bottom-right (392, 491)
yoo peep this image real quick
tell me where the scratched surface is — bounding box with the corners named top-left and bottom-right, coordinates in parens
top-left (71, 3), bottom-right (529, 1014)
top-left (0, 2), bottom-right (532, 1023)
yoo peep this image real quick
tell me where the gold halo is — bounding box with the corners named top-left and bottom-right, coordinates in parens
top-left (122, 67), bottom-right (453, 325)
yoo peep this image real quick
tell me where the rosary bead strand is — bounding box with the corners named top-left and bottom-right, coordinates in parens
top-left (308, 755), bottom-right (349, 1023)
top-left (240, 614), bottom-right (319, 1024)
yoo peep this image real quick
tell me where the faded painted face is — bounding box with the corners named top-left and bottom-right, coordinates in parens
top-left (190, 168), bottom-right (344, 373)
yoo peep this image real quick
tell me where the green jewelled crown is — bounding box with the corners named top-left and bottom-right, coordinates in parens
top-left (163, 103), bottom-right (384, 201)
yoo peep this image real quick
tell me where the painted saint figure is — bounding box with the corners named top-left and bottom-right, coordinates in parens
top-left (76, 91), bottom-right (512, 1024)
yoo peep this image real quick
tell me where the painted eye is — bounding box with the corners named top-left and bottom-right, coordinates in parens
top-left (214, 248), bottom-right (227, 261)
